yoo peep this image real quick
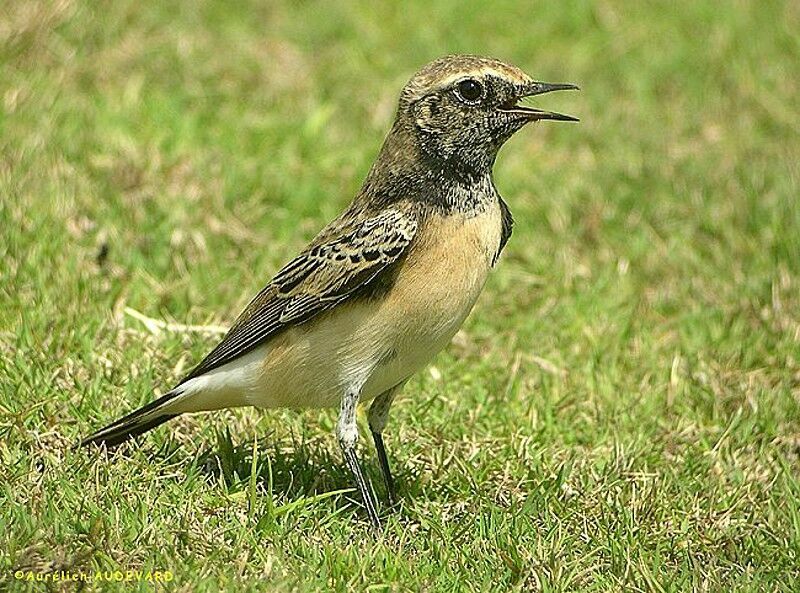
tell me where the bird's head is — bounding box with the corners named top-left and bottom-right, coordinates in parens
top-left (395, 55), bottom-right (578, 179)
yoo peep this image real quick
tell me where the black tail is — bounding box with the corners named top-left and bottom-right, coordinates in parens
top-left (81, 388), bottom-right (184, 448)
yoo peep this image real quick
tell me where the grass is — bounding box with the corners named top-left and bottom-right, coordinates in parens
top-left (1, 0), bottom-right (799, 590)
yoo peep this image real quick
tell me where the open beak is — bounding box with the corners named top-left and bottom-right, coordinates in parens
top-left (499, 81), bottom-right (580, 122)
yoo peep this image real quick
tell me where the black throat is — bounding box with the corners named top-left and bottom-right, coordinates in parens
top-left (358, 121), bottom-right (500, 215)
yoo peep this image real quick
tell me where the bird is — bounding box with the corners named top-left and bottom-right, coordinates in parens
top-left (81, 54), bottom-right (578, 530)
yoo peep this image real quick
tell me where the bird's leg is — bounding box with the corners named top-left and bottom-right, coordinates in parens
top-left (368, 383), bottom-right (403, 507)
top-left (337, 386), bottom-right (381, 530)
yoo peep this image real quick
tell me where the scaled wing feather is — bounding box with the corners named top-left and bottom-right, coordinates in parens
top-left (177, 208), bottom-right (417, 384)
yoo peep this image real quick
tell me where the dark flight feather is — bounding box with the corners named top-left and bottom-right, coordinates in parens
top-left (493, 196), bottom-right (514, 266)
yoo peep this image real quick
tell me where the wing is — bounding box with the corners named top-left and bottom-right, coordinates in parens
top-left (177, 207), bottom-right (417, 385)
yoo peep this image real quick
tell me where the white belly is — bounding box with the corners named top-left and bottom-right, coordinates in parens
top-left (172, 202), bottom-right (503, 413)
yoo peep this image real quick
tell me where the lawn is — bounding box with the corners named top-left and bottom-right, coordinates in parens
top-left (2, 0), bottom-right (799, 591)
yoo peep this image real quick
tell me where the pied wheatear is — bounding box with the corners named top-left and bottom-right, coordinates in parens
top-left (82, 55), bottom-right (578, 529)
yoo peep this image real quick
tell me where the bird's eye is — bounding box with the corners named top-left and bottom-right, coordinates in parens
top-left (456, 79), bottom-right (484, 102)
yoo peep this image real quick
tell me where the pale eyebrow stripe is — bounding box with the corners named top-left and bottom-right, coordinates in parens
top-left (433, 67), bottom-right (529, 90)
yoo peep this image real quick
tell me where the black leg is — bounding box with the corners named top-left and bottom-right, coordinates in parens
top-left (337, 385), bottom-right (381, 530)
top-left (341, 443), bottom-right (381, 530)
top-left (368, 383), bottom-right (404, 506)
top-left (372, 430), bottom-right (397, 507)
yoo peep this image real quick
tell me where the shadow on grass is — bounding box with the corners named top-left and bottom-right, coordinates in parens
top-left (149, 427), bottom-right (423, 520)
